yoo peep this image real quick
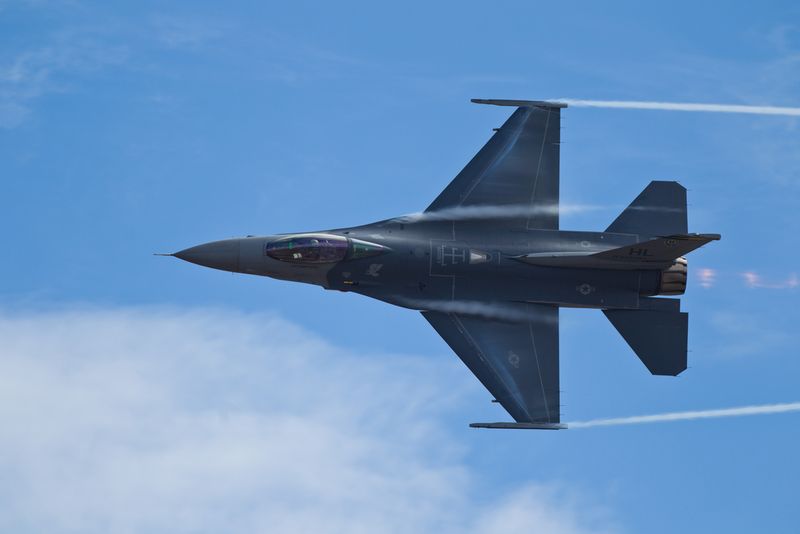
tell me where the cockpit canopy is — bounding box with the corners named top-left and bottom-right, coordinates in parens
top-left (265, 234), bottom-right (385, 264)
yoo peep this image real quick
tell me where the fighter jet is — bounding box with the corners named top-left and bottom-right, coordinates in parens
top-left (168, 99), bottom-right (720, 429)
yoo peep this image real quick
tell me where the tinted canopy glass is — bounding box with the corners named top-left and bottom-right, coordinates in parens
top-left (266, 234), bottom-right (348, 263)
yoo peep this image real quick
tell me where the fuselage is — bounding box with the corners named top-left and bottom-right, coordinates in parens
top-left (175, 216), bottom-right (676, 314)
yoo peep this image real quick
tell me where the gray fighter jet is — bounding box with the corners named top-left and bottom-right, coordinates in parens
top-left (168, 99), bottom-right (720, 429)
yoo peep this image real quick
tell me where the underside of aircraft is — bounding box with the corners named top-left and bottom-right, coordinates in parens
top-left (171, 99), bottom-right (720, 429)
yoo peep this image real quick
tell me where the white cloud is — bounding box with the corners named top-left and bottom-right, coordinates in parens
top-left (474, 485), bottom-right (617, 534)
top-left (151, 15), bottom-right (227, 49)
top-left (0, 306), bottom-right (618, 534)
top-left (0, 33), bottom-right (128, 128)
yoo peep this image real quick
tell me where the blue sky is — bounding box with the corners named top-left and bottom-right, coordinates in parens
top-left (2, 1), bottom-right (800, 532)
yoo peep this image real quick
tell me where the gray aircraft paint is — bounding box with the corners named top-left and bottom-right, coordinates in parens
top-left (169, 99), bottom-right (720, 429)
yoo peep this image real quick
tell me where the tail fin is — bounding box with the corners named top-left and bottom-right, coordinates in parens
top-left (606, 181), bottom-right (687, 236)
top-left (603, 300), bottom-right (688, 376)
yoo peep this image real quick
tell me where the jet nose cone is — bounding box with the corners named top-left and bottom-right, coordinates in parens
top-left (174, 239), bottom-right (241, 272)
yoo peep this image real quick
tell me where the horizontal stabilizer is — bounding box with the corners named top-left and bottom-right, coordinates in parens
top-left (470, 422), bottom-right (567, 430)
top-left (606, 181), bottom-right (687, 236)
top-left (603, 309), bottom-right (688, 376)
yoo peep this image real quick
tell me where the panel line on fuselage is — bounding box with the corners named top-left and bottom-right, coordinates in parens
top-left (526, 108), bottom-right (552, 231)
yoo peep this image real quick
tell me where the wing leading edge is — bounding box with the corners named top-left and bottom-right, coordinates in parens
top-left (423, 303), bottom-right (560, 425)
top-left (425, 99), bottom-right (565, 230)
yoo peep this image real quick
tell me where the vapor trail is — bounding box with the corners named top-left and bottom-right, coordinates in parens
top-left (568, 402), bottom-right (800, 429)
top-left (562, 99), bottom-right (800, 117)
top-left (397, 298), bottom-right (556, 324)
top-left (398, 203), bottom-right (603, 223)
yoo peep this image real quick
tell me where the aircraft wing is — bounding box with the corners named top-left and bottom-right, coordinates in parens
top-left (425, 99), bottom-right (565, 230)
top-left (422, 303), bottom-right (560, 425)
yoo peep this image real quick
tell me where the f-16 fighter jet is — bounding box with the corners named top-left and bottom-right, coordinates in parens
top-left (168, 99), bottom-right (720, 429)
